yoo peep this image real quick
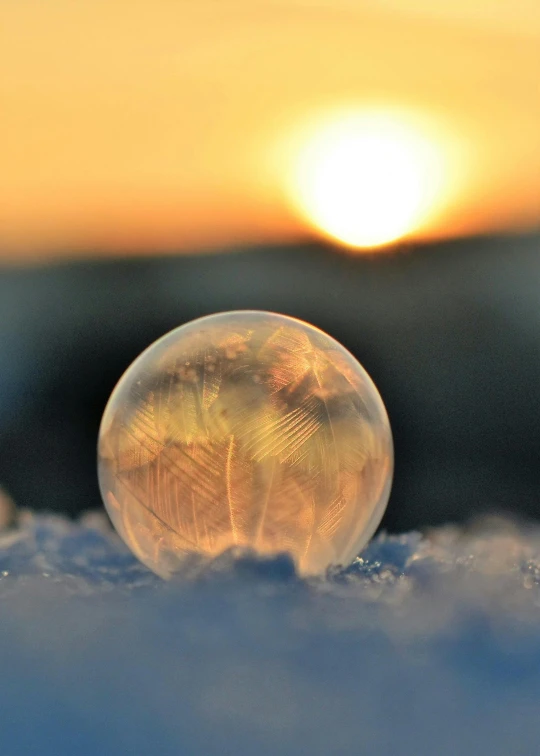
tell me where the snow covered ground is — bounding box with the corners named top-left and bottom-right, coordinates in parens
top-left (1, 511), bottom-right (540, 756)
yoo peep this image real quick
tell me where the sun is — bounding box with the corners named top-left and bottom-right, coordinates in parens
top-left (288, 109), bottom-right (449, 249)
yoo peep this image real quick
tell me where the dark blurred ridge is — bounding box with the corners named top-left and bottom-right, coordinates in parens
top-left (0, 232), bottom-right (538, 532)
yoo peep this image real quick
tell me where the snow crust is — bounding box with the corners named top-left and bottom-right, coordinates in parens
top-left (1, 511), bottom-right (540, 756)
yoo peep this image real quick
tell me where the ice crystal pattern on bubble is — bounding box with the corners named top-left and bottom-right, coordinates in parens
top-left (98, 311), bottom-right (393, 576)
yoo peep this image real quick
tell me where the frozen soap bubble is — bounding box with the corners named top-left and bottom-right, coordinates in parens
top-left (98, 311), bottom-right (393, 576)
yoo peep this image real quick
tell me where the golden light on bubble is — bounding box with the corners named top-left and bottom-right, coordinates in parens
top-left (98, 311), bottom-right (393, 577)
top-left (287, 109), bottom-right (452, 249)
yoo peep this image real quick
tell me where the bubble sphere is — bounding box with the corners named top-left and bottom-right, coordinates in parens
top-left (98, 311), bottom-right (393, 576)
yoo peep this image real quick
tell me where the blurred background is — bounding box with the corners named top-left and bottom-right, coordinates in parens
top-left (0, 0), bottom-right (539, 532)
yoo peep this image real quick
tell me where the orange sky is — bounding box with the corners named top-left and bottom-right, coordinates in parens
top-left (1, 0), bottom-right (539, 260)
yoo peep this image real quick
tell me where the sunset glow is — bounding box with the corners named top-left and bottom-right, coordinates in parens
top-left (289, 111), bottom-right (450, 248)
top-left (0, 1), bottom-right (539, 259)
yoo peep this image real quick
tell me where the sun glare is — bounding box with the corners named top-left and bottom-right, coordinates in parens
top-left (288, 109), bottom-right (451, 249)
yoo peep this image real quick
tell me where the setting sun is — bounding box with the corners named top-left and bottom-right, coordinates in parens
top-left (1, 1), bottom-right (539, 258)
top-left (288, 110), bottom-right (452, 249)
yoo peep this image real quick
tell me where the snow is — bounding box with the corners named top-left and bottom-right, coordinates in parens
top-left (1, 511), bottom-right (540, 755)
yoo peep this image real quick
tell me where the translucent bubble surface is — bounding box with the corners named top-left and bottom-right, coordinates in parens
top-left (98, 311), bottom-right (393, 576)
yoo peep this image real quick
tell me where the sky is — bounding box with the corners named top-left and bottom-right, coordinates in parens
top-left (1, 0), bottom-right (539, 259)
